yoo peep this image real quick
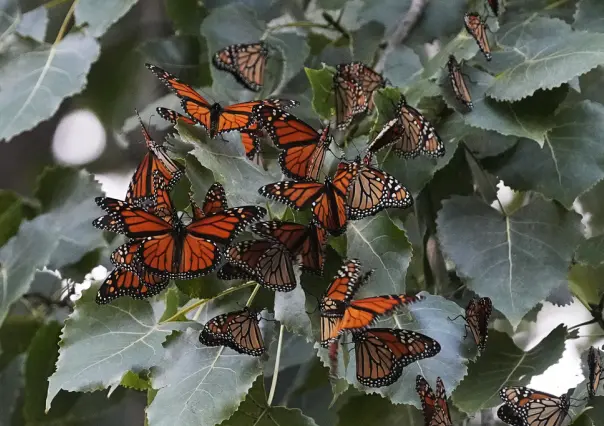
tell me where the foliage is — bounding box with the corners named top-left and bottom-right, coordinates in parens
top-left (1, 0), bottom-right (604, 425)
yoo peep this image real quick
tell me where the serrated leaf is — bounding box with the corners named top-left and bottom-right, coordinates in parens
top-left (147, 328), bottom-right (262, 426)
top-left (488, 18), bottom-right (604, 101)
top-left (576, 235), bottom-right (604, 266)
top-left (323, 295), bottom-right (472, 406)
top-left (0, 355), bottom-right (24, 426)
top-left (451, 325), bottom-right (567, 413)
top-left (346, 214), bottom-right (412, 294)
top-left (0, 169), bottom-right (104, 326)
top-left (45, 289), bottom-right (189, 411)
top-left (15, 6), bottom-right (47, 42)
top-left (337, 393), bottom-right (424, 426)
top-left (305, 65), bottom-right (335, 120)
top-left (489, 101), bottom-right (604, 208)
top-left (0, 32), bottom-right (100, 141)
top-left (75, 0), bottom-right (139, 38)
top-left (574, 0), bottom-right (604, 32)
top-left (120, 371), bottom-right (150, 391)
top-left (274, 283), bottom-right (312, 338)
top-left (437, 195), bottom-right (582, 327)
top-left (223, 376), bottom-right (318, 426)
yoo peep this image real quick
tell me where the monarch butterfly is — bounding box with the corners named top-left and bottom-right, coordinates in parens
top-left (258, 160), bottom-right (358, 236)
top-left (446, 55), bottom-right (473, 110)
top-left (464, 13), bottom-right (492, 61)
top-left (416, 376), bottom-right (453, 426)
top-left (352, 328), bottom-right (441, 387)
top-left (125, 113), bottom-right (183, 206)
top-left (450, 297), bottom-right (493, 353)
top-left (146, 63), bottom-right (296, 138)
top-left (320, 259), bottom-right (420, 346)
top-left (220, 240), bottom-right (297, 292)
top-left (497, 404), bottom-right (524, 426)
top-left (199, 307), bottom-right (265, 356)
top-left (250, 220), bottom-right (327, 275)
top-left (157, 106), bottom-right (265, 161)
top-left (499, 387), bottom-right (571, 426)
top-left (96, 267), bottom-right (170, 304)
top-left (588, 346), bottom-right (603, 398)
top-left (487, 0), bottom-right (499, 16)
top-left (253, 105), bottom-right (331, 181)
top-left (93, 174), bottom-right (266, 279)
top-left (212, 42), bottom-right (268, 92)
top-left (347, 157), bottom-right (413, 220)
top-left (334, 62), bottom-right (386, 129)
top-left (367, 96), bottom-right (445, 159)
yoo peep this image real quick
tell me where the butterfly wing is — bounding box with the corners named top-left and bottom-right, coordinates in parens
top-left (226, 308), bottom-right (265, 356)
top-left (588, 346), bottom-right (602, 398)
top-left (93, 198), bottom-right (173, 238)
top-left (464, 13), bottom-right (492, 61)
top-left (497, 404), bottom-right (525, 426)
top-left (334, 71), bottom-right (366, 129)
top-left (156, 107), bottom-right (196, 126)
top-left (434, 377), bottom-right (453, 426)
top-left (465, 297), bottom-right (493, 353)
top-left (344, 62), bottom-right (385, 110)
top-left (96, 268), bottom-right (169, 304)
top-left (487, 0), bottom-right (499, 16)
top-left (253, 244), bottom-right (297, 292)
top-left (185, 206), bottom-right (266, 244)
top-left (416, 376), bottom-right (438, 426)
top-left (339, 294), bottom-right (420, 332)
top-left (499, 387), bottom-right (569, 426)
top-left (447, 55), bottom-right (473, 110)
top-left (299, 223), bottom-right (327, 275)
top-left (259, 180), bottom-right (325, 211)
top-left (213, 42), bottom-right (268, 92)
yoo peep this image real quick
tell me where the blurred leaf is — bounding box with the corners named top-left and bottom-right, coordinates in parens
top-left (488, 18), bottom-right (604, 102)
top-left (504, 0), bottom-right (579, 23)
top-left (578, 66), bottom-right (604, 105)
top-left (359, 0), bottom-right (411, 33)
top-left (0, 355), bottom-right (23, 426)
top-left (274, 283), bottom-right (312, 339)
top-left (223, 376), bottom-right (319, 426)
top-left (351, 21), bottom-right (383, 64)
top-left (305, 65), bottom-right (335, 120)
top-left (451, 325), bottom-right (567, 413)
top-left (575, 0), bottom-right (604, 31)
top-left (317, 0), bottom-right (347, 8)
top-left (74, 0), bottom-right (139, 38)
top-left (346, 214), bottom-right (412, 294)
top-left (568, 263), bottom-right (604, 307)
top-left (159, 286), bottom-right (184, 323)
top-left (0, 168), bottom-right (104, 326)
top-left (0, 190), bottom-right (26, 247)
top-left (382, 45), bottom-right (422, 89)
top-left (266, 32), bottom-right (310, 92)
top-left (337, 393), bottom-right (423, 426)
top-left (164, 0), bottom-right (207, 36)
top-left (437, 195), bottom-right (582, 327)
top-left (576, 235), bottom-right (604, 266)
top-left (0, 316), bottom-right (41, 370)
top-left (0, 0), bottom-right (19, 42)
top-left (545, 281), bottom-right (574, 307)
top-left (15, 6), bottom-right (47, 42)
top-left (147, 328), bottom-right (262, 426)
top-left (264, 330), bottom-right (315, 375)
top-left (578, 178), bottom-right (604, 237)
top-left (139, 35), bottom-right (203, 85)
top-left (405, 0), bottom-right (467, 48)
top-left (0, 32), bottom-right (100, 141)
top-left (324, 295), bottom-right (472, 406)
top-left (46, 289), bottom-right (189, 411)
top-left (489, 101), bottom-right (604, 208)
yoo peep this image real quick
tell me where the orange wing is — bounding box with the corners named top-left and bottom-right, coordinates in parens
top-left (185, 206), bottom-right (266, 244)
top-left (334, 72), bottom-right (366, 129)
top-left (417, 376), bottom-right (439, 425)
top-left (156, 107), bottom-right (196, 126)
top-left (240, 122), bottom-right (263, 160)
top-left (189, 183), bottom-right (228, 220)
top-left (339, 62), bottom-right (385, 111)
top-left (96, 267), bottom-right (169, 304)
top-left (312, 161), bottom-right (357, 235)
top-left (199, 308), bottom-right (265, 356)
top-left (259, 180), bottom-right (325, 210)
top-left (447, 55), bottom-right (473, 110)
top-left (339, 294), bottom-right (420, 332)
top-left (212, 42), bottom-right (268, 92)
top-left (93, 198), bottom-right (173, 238)
top-left (464, 13), bottom-right (492, 61)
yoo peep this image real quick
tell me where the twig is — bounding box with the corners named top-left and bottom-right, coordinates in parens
top-left (374, 0), bottom-right (429, 73)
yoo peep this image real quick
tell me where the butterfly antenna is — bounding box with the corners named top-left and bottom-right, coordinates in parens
top-left (447, 313), bottom-right (466, 322)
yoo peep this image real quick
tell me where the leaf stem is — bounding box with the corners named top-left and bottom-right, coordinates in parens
top-left (54, 0), bottom-right (78, 43)
top-left (160, 281), bottom-right (256, 323)
top-left (267, 324), bottom-right (285, 406)
top-left (246, 284), bottom-right (261, 307)
top-left (267, 21), bottom-right (333, 33)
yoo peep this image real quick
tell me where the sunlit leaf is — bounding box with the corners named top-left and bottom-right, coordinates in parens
top-left (147, 328), bottom-right (262, 426)
top-left (0, 32), bottom-right (100, 141)
top-left (488, 18), bottom-right (604, 101)
top-left (451, 325), bottom-right (567, 412)
top-left (75, 0), bottom-right (140, 38)
top-left (437, 195), bottom-right (582, 327)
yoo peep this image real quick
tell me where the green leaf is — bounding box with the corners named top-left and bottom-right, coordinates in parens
top-left (351, 21), bottom-right (384, 64)
top-left (337, 393), bottom-right (424, 426)
top-left (45, 289), bottom-right (189, 411)
top-left (75, 0), bottom-right (139, 38)
top-left (568, 263), bottom-right (604, 308)
top-left (488, 18), bottom-right (604, 101)
top-left (24, 322), bottom-right (62, 422)
top-left (325, 295), bottom-right (472, 406)
top-left (577, 66), bottom-right (604, 105)
top-left (437, 195), bottom-right (582, 327)
top-left (578, 178), bottom-right (604, 237)
top-left (223, 376), bottom-right (319, 426)
top-left (0, 32), bottom-right (100, 141)
top-left (574, 0), bottom-right (604, 32)
top-left (489, 101), bottom-right (604, 208)
top-left (266, 32), bottom-right (310, 91)
top-left (0, 190), bottom-right (26, 247)
top-left (0, 168), bottom-right (104, 326)
top-left (15, 6), bottom-right (47, 43)
top-left (274, 283), bottom-right (312, 339)
top-left (120, 371), bottom-right (150, 391)
top-left (164, 0), bottom-right (207, 35)
top-left (0, 316), bottom-right (42, 370)
top-left (305, 65), bottom-right (335, 120)
top-left (451, 325), bottom-right (567, 413)
top-left (382, 45), bottom-right (422, 89)
top-left (576, 235), bottom-right (604, 266)
top-left (346, 214), bottom-right (412, 294)
top-left (504, 0), bottom-right (579, 22)
top-left (147, 328), bottom-right (262, 426)
top-left (0, 355), bottom-right (24, 426)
